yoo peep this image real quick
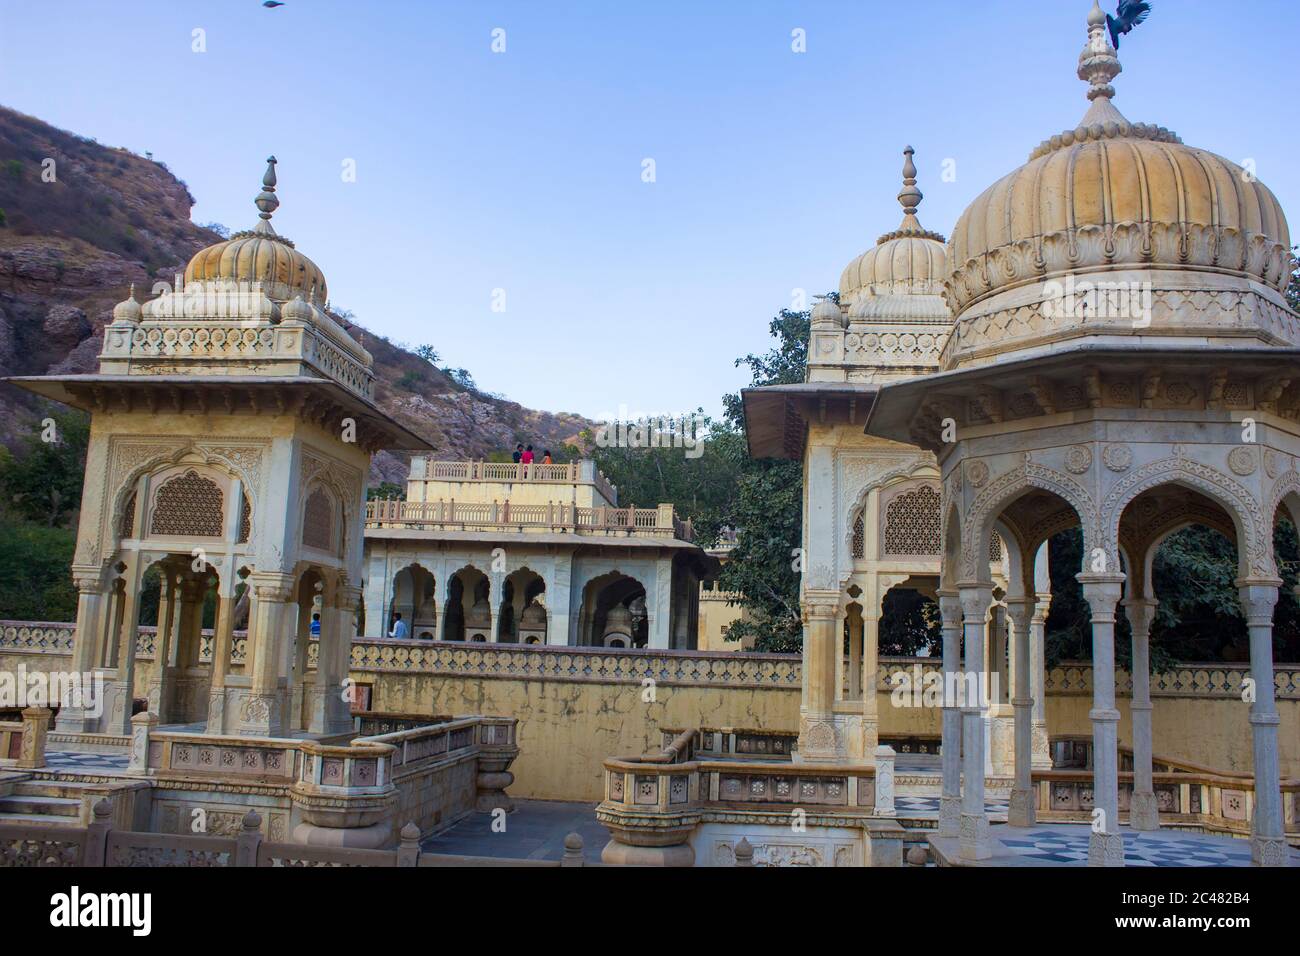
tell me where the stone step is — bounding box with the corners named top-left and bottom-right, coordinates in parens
top-left (0, 794), bottom-right (80, 817)
top-left (13, 780), bottom-right (99, 798)
top-left (0, 811), bottom-right (83, 829)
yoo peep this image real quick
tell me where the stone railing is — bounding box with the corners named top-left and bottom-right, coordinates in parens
top-left (661, 727), bottom-right (798, 760)
top-left (7, 622), bottom-right (1299, 704)
top-left (365, 498), bottom-right (692, 541)
top-left (597, 733), bottom-right (903, 866)
top-left (0, 798), bottom-right (589, 867)
top-left (700, 588), bottom-right (744, 603)
top-left (1032, 769), bottom-right (1300, 844)
top-left (411, 458), bottom-right (619, 504)
top-left (100, 308), bottom-right (376, 401)
top-left (127, 712), bottom-right (517, 843)
top-left (1045, 661), bottom-right (1300, 699)
top-left (348, 637), bottom-right (801, 689)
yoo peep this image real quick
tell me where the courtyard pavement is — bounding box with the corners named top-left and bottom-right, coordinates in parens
top-left (422, 800), bottom-right (608, 863)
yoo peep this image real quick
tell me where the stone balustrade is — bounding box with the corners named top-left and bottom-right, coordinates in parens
top-left (347, 636), bottom-right (800, 688)
top-left (661, 727), bottom-right (798, 760)
top-left (123, 712), bottom-right (517, 845)
top-left (412, 458), bottom-right (618, 503)
top-left (365, 498), bottom-right (692, 541)
top-left (1033, 768), bottom-right (1300, 842)
top-left (596, 729), bottom-right (898, 865)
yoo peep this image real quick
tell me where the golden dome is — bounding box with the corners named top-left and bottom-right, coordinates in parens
top-left (183, 157), bottom-right (329, 304)
top-left (945, 9), bottom-right (1292, 315)
top-left (839, 147), bottom-right (947, 303)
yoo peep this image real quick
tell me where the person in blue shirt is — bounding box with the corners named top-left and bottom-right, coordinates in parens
top-left (310, 612), bottom-right (321, 637)
top-left (389, 613), bottom-right (409, 639)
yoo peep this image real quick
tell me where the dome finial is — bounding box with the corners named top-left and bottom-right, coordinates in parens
top-left (253, 155), bottom-right (280, 235)
top-left (1077, 3), bottom-right (1127, 126)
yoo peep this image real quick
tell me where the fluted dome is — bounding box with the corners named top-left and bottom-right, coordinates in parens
top-left (839, 146), bottom-right (948, 303)
top-left (945, 8), bottom-right (1292, 316)
top-left (183, 157), bottom-right (329, 304)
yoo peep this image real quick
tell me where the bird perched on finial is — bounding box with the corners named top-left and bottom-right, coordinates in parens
top-left (1107, 1), bottom-right (1152, 50)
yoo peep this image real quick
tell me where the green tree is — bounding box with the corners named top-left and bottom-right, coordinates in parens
top-left (0, 517), bottom-right (76, 619)
top-left (712, 306), bottom-right (814, 652)
top-left (0, 409), bottom-right (90, 526)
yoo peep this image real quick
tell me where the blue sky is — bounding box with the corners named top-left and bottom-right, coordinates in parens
top-left (2, 0), bottom-right (1297, 419)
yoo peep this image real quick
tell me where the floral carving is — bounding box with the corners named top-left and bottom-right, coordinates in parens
top-left (1102, 444), bottom-right (1132, 473)
top-left (1227, 447), bottom-right (1258, 477)
top-left (1064, 446), bottom-right (1093, 475)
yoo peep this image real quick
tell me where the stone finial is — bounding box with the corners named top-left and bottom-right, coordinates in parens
top-left (400, 822), bottom-right (421, 845)
top-left (897, 145), bottom-right (922, 221)
top-left (241, 809), bottom-right (262, 831)
top-left (1077, 2), bottom-right (1126, 125)
top-left (92, 797), bottom-right (113, 819)
top-left (253, 156), bottom-right (280, 234)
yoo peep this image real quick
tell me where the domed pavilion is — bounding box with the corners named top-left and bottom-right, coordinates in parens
top-left (9, 158), bottom-right (429, 741)
top-left (862, 3), bottom-right (1299, 867)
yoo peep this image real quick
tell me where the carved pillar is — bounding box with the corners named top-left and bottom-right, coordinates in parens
top-left (55, 570), bottom-right (108, 733)
top-left (958, 585), bottom-right (992, 860)
top-left (796, 595), bottom-right (839, 762)
top-left (241, 572), bottom-right (296, 737)
top-left (1239, 581), bottom-right (1286, 866)
top-left (861, 612), bottom-right (879, 757)
top-left (1004, 598), bottom-right (1035, 827)
top-left (1029, 588), bottom-right (1053, 770)
top-left (937, 590), bottom-right (963, 837)
top-left (1123, 596), bottom-right (1159, 831)
top-left (207, 573), bottom-right (238, 734)
top-left (107, 553), bottom-right (145, 735)
top-left (148, 570), bottom-right (179, 722)
top-left (1078, 573), bottom-right (1125, 866)
top-left (330, 584), bottom-right (363, 733)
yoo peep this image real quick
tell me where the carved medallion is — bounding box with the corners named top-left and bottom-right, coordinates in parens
top-left (966, 460), bottom-right (989, 488)
top-left (1227, 447), bottom-right (1258, 477)
top-left (1165, 382), bottom-right (1196, 405)
top-left (1064, 445), bottom-right (1093, 475)
top-left (1102, 444), bottom-right (1132, 473)
top-left (1264, 450), bottom-right (1284, 480)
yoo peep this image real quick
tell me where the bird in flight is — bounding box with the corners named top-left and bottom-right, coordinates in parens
top-left (1106, 1), bottom-right (1152, 50)
top-left (263, 1), bottom-right (285, 8)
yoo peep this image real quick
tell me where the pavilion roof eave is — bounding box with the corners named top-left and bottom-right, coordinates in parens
top-left (741, 382), bottom-right (879, 460)
top-left (4, 373), bottom-right (433, 452)
top-left (863, 344), bottom-right (1300, 446)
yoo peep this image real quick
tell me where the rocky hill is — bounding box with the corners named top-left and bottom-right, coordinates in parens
top-left (0, 105), bottom-right (592, 484)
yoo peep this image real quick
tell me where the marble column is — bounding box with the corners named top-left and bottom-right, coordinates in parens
top-left (1238, 581), bottom-right (1286, 866)
top-left (56, 570), bottom-right (108, 733)
top-left (937, 590), bottom-right (963, 837)
top-left (241, 572), bottom-right (296, 737)
top-left (861, 612), bottom-right (880, 757)
top-left (958, 585), bottom-right (993, 860)
top-left (206, 572), bottom-right (238, 734)
top-left (1004, 598), bottom-right (1035, 827)
top-left (1123, 596), bottom-right (1159, 830)
top-left (796, 595), bottom-right (839, 762)
top-left (148, 571), bottom-right (179, 721)
top-left (1078, 574), bottom-right (1125, 866)
top-left (108, 554), bottom-right (145, 735)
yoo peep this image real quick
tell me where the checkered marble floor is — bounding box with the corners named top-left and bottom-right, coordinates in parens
top-left (896, 795), bottom-right (1009, 818)
top-left (42, 751), bottom-right (130, 772)
top-left (997, 826), bottom-right (1292, 867)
